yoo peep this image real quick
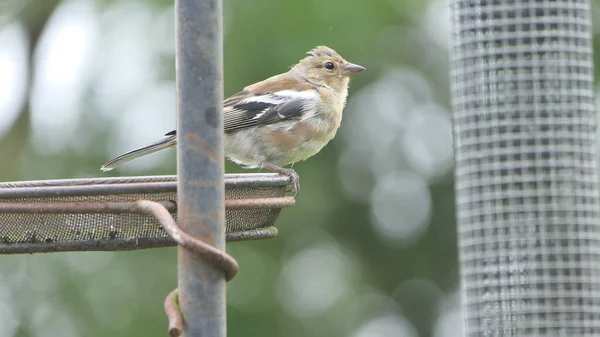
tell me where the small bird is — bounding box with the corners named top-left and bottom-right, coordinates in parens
top-left (101, 46), bottom-right (364, 195)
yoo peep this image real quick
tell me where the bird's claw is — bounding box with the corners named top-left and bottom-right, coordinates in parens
top-left (284, 168), bottom-right (300, 196)
top-left (263, 163), bottom-right (300, 196)
top-left (277, 167), bottom-right (299, 196)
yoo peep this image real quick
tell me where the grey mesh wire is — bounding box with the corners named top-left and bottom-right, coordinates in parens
top-left (450, 0), bottom-right (600, 335)
top-left (0, 174), bottom-right (292, 253)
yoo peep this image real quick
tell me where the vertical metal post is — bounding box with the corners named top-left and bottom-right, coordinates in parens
top-left (175, 0), bottom-right (225, 335)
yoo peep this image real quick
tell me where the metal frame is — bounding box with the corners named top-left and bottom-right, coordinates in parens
top-left (0, 173), bottom-right (294, 254)
top-left (0, 172), bottom-right (294, 335)
top-left (0, 173), bottom-right (292, 197)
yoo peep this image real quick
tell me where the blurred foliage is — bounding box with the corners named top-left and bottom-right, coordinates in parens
top-left (0, 0), bottom-right (466, 336)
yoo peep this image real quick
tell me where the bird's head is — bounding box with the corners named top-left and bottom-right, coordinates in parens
top-left (292, 46), bottom-right (364, 92)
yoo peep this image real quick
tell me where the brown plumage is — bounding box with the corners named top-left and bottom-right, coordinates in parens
top-left (101, 46), bottom-right (364, 195)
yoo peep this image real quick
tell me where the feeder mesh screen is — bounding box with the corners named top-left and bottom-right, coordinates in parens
top-left (0, 174), bottom-right (288, 252)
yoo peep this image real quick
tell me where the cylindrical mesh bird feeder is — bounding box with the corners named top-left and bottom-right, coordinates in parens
top-left (450, 0), bottom-right (600, 335)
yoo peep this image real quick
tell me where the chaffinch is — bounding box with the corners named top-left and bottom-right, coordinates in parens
top-left (101, 46), bottom-right (364, 195)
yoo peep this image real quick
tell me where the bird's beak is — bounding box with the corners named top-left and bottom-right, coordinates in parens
top-left (343, 63), bottom-right (365, 76)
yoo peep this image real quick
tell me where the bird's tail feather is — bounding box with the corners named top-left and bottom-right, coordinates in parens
top-left (101, 135), bottom-right (177, 171)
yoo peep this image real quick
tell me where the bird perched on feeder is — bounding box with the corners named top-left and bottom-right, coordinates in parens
top-left (101, 46), bottom-right (364, 195)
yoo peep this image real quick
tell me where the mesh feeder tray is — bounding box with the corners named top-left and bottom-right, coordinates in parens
top-left (0, 173), bottom-right (295, 254)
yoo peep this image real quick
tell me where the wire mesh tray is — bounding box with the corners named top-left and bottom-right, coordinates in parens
top-left (0, 174), bottom-right (294, 254)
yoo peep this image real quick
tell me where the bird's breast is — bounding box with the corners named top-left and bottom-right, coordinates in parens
top-left (259, 115), bottom-right (339, 165)
top-left (316, 87), bottom-right (347, 130)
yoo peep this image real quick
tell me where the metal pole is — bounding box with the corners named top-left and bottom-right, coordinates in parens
top-left (450, 0), bottom-right (600, 336)
top-left (175, 0), bottom-right (225, 335)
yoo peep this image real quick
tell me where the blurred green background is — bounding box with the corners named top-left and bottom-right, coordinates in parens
top-left (0, 0), bottom-right (461, 336)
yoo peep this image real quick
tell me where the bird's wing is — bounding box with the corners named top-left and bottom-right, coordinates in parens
top-left (163, 73), bottom-right (318, 135)
top-left (222, 90), bottom-right (319, 133)
top-left (222, 73), bottom-right (319, 133)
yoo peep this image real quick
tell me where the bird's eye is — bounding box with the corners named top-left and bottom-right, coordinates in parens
top-left (324, 62), bottom-right (335, 70)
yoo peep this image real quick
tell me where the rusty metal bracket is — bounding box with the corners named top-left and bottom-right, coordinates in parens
top-left (135, 200), bottom-right (238, 337)
top-left (136, 200), bottom-right (238, 280)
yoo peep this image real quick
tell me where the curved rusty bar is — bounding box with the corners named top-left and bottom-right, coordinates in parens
top-left (135, 200), bottom-right (238, 281)
top-left (164, 288), bottom-right (182, 337)
top-left (135, 200), bottom-right (239, 337)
